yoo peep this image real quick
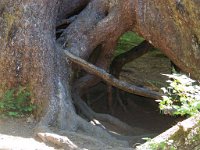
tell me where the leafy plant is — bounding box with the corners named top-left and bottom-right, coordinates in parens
top-left (157, 74), bottom-right (200, 116)
top-left (0, 86), bottom-right (36, 117)
top-left (149, 140), bottom-right (176, 150)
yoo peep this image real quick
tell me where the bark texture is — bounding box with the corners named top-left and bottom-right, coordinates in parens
top-left (136, 113), bottom-right (200, 150)
top-left (133, 0), bottom-right (200, 79)
top-left (0, 0), bottom-right (78, 131)
top-left (0, 0), bottom-right (200, 148)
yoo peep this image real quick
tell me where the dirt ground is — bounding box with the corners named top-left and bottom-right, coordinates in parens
top-left (0, 50), bottom-right (184, 149)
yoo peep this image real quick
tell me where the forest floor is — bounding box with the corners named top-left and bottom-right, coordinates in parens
top-left (0, 50), bottom-right (184, 150)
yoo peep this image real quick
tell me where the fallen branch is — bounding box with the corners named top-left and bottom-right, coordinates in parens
top-left (64, 50), bottom-right (162, 99)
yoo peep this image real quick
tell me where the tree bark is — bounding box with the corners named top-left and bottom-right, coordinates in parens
top-left (133, 0), bottom-right (200, 80)
top-left (65, 50), bottom-right (161, 100)
top-left (0, 0), bottom-right (200, 148)
top-left (0, 1), bottom-right (138, 148)
top-left (110, 40), bottom-right (153, 78)
top-left (0, 0), bottom-right (78, 131)
top-left (136, 113), bottom-right (200, 150)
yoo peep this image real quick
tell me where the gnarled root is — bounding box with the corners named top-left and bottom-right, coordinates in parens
top-left (36, 0), bottom-right (154, 148)
top-left (37, 128), bottom-right (131, 150)
top-left (72, 74), bottom-right (146, 136)
top-left (108, 40), bottom-right (154, 111)
top-left (37, 133), bottom-right (78, 150)
top-left (65, 50), bottom-right (162, 100)
top-left (110, 40), bottom-right (153, 77)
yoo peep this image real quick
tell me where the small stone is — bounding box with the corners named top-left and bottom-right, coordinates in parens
top-left (26, 115), bottom-right (34, 123)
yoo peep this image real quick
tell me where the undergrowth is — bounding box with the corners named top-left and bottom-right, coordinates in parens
top-left (0, 86), bottom-right (36, 117)
top-left (115, 31), bottom-right (144, 56)
top-left (157, 74), bottom-right (200, 117)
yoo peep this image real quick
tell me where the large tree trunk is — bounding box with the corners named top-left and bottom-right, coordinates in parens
top-left (133, 0), bottom-right (200, 79)
top-left (0, 0), bottom-right (200, 149)
top-left (0, 0), bottom-right (78, 131)
top-left (0, 0), bottom-right (137, 148)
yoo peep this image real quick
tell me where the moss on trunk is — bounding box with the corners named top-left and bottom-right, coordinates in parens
top-left (136, 113), bottom-right (200, 150)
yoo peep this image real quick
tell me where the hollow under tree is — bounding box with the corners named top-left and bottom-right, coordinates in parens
top-left (0, 0), bottom-right (200, 149)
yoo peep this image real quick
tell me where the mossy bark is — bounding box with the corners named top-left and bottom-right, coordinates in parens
top-left (136, 113), bottom-right (200, 150)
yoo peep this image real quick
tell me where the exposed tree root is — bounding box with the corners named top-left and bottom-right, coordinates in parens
top-left (37, 132), bottom-right (78, 150)
top-left (36, 0), bottom-right (154, 148)
top-left (57, 0), bottom-right (137, 116)
top-left (110, 40), bottom-right (153, 77)
top-left (37, 35), bottom-right (137, 147)
top-left (115, 90), bottom-right (128, 112)
top-left (108, 40), bottom-right (154, 111)
top-left (107, 83), bottom-right (114, 112)
top-left (37, 129), bottom-right (131, 150)
top-left (72, 76), bottom-right (147, 136)
top-left (64, 50), bottom-right (162, 100)
top-left (37, 128), bottom-right (157, 150)
top-left (67, 37), bottom-right (145, 135)
top-left (57, 0), bottom-right (90, 21)
top-left (56, 15), bottom-right (78, 38)
top-left (37, 114), bottom-right (157, 149)
top-left (36, 106), bottom-right (131, 149)
top-left (56, 15), bottom-right (78, 29)
top-left (37, 115), bottom-right (158, 149)
top-left (89, 92), bottom-right (105, 106)
top-left (37, 113), bottom-right (132, 149)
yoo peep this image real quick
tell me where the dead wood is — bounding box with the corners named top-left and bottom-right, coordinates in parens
top-left (136, 113), bottom-right (200, 150)
top-left (64, 50), bottom-right (162, 100)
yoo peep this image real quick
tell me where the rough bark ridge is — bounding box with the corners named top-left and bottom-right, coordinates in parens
top-left (0, 0), bottom-right (72, 127)
top-left (0, 0), bottom-right (139, 148)
top-left (133, 0), bottom-right (200, 79)
top-left (0, 0), bottom-right (200, 149)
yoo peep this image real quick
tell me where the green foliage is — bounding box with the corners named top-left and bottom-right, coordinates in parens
top-left (115, 32), bottom-right (144, 56)
top-left (149, 140), bottom-right (176, 150)
top-left (0, 86), bottom-right (36, 117)
top-left (157, 74), bottom-right (200, 116)
top-left (142, 138), bottom-right (176, 150)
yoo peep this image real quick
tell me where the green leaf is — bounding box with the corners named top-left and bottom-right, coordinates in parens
top-left (159, 73), bottom-right (200, 117)
top-left (8, 111), bottom-right (19, 117)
